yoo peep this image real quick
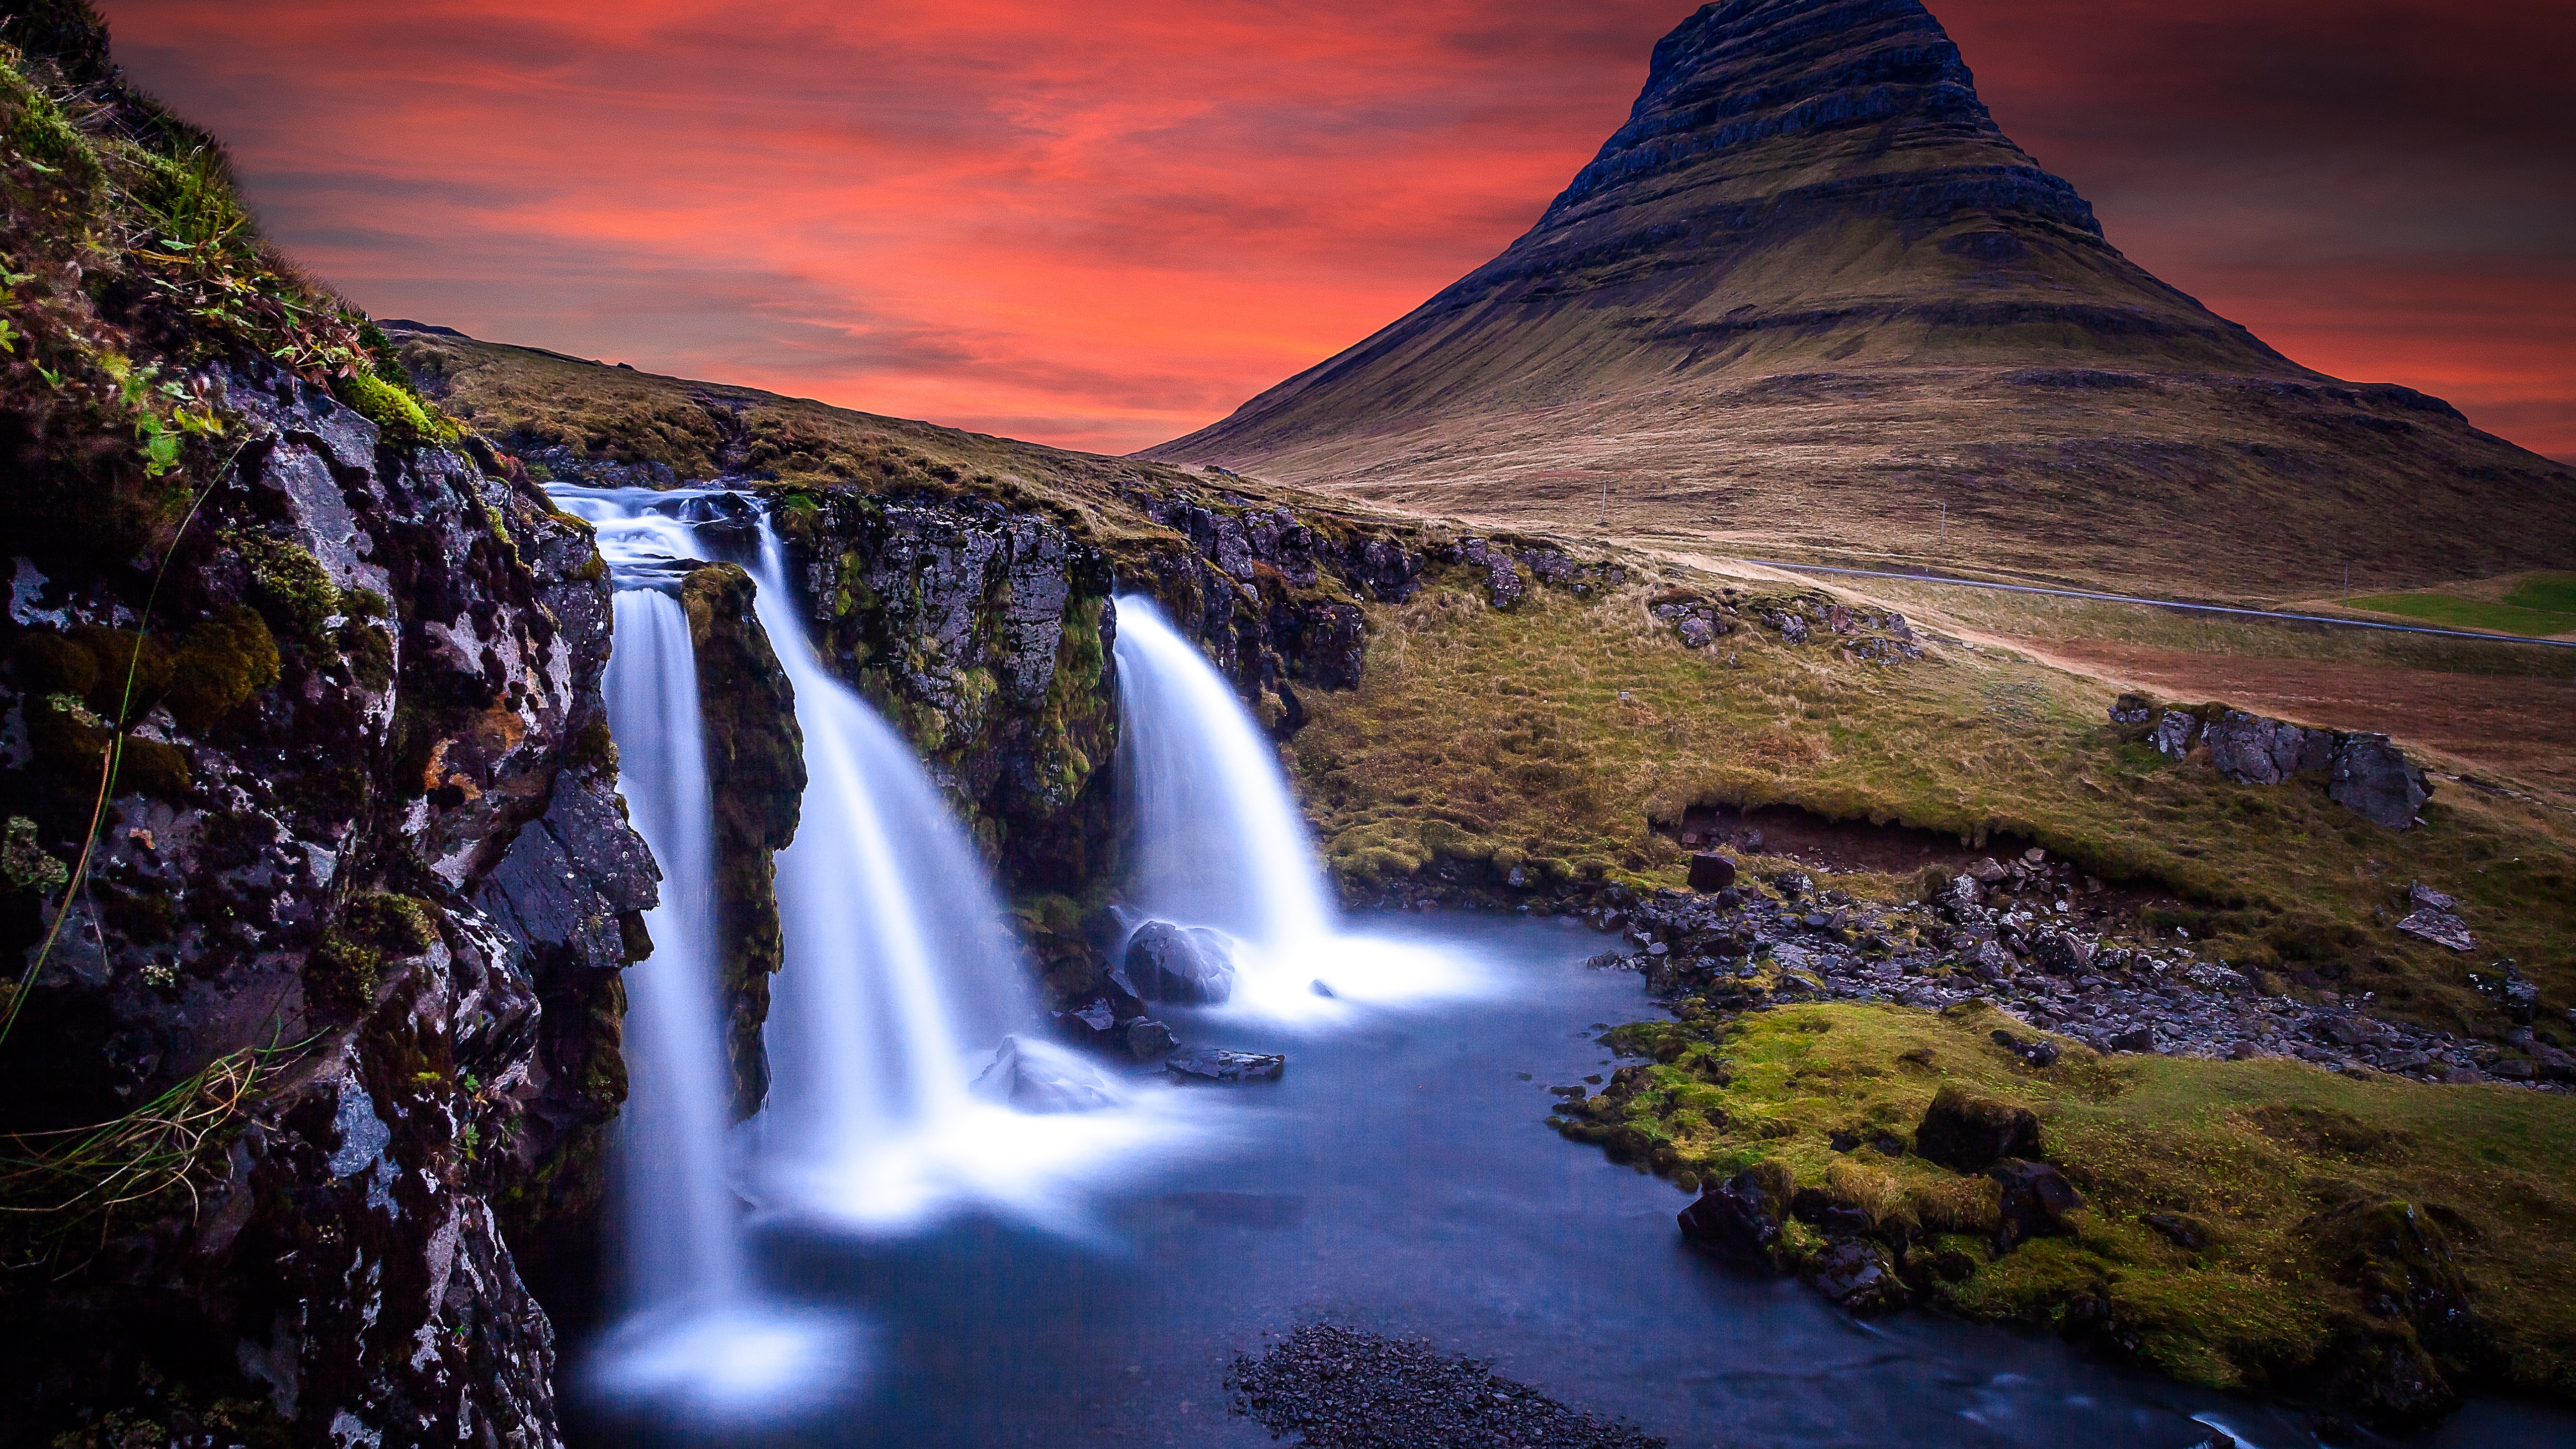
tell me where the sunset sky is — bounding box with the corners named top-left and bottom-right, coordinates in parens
top-left (98, 1), bottom-right (2575, 462)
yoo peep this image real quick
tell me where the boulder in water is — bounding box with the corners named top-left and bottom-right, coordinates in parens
top-left (1124, 1018), bottom-right (1178, 1061)
top-left (974, 1035), bottom-right (1120, 1113)
top-left (1123, 920), bottom-right (1238, 1004)
top-left (1165, 1047), bottom-right (1285, 1083)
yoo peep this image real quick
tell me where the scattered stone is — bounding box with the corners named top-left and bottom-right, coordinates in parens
top-left (1166, 1046), bottom-right (1285, 1083)
top-left (1230, 1323), bottom-right (1666, 1449)
top-left (1686, 852), bottom-right (1737, 892)
top-left (1989, 1029), bottom-right (2061, 1068)
top-left (2407, 882), bottom-right (2456, 912)
top-left (2108, 693), bottom-right (2155, 727)
top-left (2330, 734), bottom-right (2433, 829)
top-left (2142, 1213), bottom-right (2210, 1251)
top-left (2110, 1025), bottom-right (2157, 1053)
top-left (2152, 710), bottom-right (2199, 758)
top-left (2394, 909), bottom-right (2475, 953)
top-left (1914, 1084), bottom-right (2041, 1172)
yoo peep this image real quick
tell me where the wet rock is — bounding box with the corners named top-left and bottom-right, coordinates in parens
top-left (2330, 734), bottom-right (2432, 829)
top-left (1990, 1159), bottom-right (2085, 1250)
top-left (1166, 1046), bottom-right (1286, 1083)
top-left (1053, 997), bottom-right (1119, 1046)
top-left (1677, 1166), bottom-right (1789, 1263)
top-left (975, 1035), bottom-right (1119, 1112)
top-left (1915, 1084), bottom-right (2041, 1173)
top-left (2393, 909), bottom-right (2475, 953)
top-left (1122, 920), bottom-right (1238, 1003)
top-left (1790, 1186), bottom-right (1873, 1237)
top-left (1803, 1238), bottom-right (1908, 1316)
top-left (682, 562), bottom-right (805, 1117)
top-left (1124, 1018), bottom-right (1178, 1060)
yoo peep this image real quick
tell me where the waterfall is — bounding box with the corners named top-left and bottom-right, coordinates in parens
top-left (560, 488), bottom-right (852, 1416)
top-left (745, 525), bottom-right (1181, 1231)
top-left (1114, 596), bottom-right (1335, 949)
top-left (1111, 594), bottom-right (1474, 1013)
top-left (602, 588), bottom-right (743, 1311)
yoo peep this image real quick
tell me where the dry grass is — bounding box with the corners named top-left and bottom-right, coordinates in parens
top-left (1295, 579), bottom-right (2576, 1032)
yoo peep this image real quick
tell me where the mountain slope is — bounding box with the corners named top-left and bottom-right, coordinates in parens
top-left (1152, 0), bottom-right (2575, 601)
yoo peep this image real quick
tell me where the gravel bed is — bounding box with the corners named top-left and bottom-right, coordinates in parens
top-left (1230, 1324), bottom-right (1667, 1449)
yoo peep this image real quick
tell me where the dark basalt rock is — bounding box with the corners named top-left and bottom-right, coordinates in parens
top-left (1803, 1238), bottom-right (1909, 1316)
top-left (1165, 1046), bottom-right (1286, 1083)
top-left (1230, 1323), bottom-right (1666, 1449)
top-left (1122, 920), bottom-right (1238, 1004)
top-left (1676, 1165), bottom-right (1789, 1262)
top-left (1990, 1158), bottom-right (2085, 1251)
top-left (1686, 852), bottom-right (1737, 892)
top-left (1914, 1083), bottom-right (2041, 1172)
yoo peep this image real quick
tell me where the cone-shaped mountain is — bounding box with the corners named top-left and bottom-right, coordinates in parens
top-left (1153, 0), bottom-right (2573, 598)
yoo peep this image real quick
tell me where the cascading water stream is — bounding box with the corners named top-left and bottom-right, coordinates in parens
top-left (1111, 594), bottom-right (1473, 1013)
top-left (741, 523), bottom-right (1189, 1230)
top-left (1114, 596), bottom-right (1335, 949)
top-left (602, 587), bottom-right (742, 1312)
top-left (557, 487), bottom-right (853, 1415)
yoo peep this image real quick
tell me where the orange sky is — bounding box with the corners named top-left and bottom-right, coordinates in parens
top-left (100, 1), bottom-right (2575, 462)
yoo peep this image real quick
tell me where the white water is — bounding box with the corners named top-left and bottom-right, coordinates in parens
top-left (563, 489), bottom-right (852, 1416)
top-left (1111, 595), bottom-right (1474, 1015)
top-left (602, 589), bottom-right (742, 1309)
top-left (747, 528), bottom-right (1195, 1232)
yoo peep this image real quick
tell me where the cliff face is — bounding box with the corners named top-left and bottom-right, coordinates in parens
top-left (1, 366), bottom-right (652, 1446)
top-left (1155, 0), bottom-right (2576, 600)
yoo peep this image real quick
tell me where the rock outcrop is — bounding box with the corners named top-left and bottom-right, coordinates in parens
top-left (679, 562), bottom-right (803, 1117)
top-left (2121, 700), bottom-right (2432, 828)
top-left (2, 365), bottom-right (649, 1445)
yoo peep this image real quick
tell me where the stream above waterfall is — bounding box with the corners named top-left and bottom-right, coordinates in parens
top-left (569, 913), bottom-right (2566, 1448)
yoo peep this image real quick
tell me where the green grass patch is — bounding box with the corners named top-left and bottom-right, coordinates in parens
top-left (2504, 573), bottom-right (2576, 616)
top-left (2347, 591), bottom-right (2576, 637)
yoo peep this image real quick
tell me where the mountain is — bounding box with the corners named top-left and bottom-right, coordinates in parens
top-left (1152, 0), bottom-right (2576, 600)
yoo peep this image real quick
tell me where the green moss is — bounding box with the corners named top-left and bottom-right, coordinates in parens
top-left (332, 368), bottom-right (459, 445)
top-left (2, 816), bottom-right (69, 895)
top-left (228, 530), bottom-right (339, 647)
top-left (304, 893), bottom-right (436, 1016)
top-left (163, 605), bottom-right (278, 731)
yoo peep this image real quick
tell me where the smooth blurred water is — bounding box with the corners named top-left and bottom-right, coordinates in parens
top-left (600, 589), bottom-right (741, 1311)
top-left (569, 912), bottom-right (2573, 1448)
top-left (1112, 595), bottom-right (1472, 1018)
top-left (1114, 594), bottom-right (1334, 948)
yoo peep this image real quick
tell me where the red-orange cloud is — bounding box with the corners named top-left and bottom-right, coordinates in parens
top-left (98, 1), bottom-right (2575, 461)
